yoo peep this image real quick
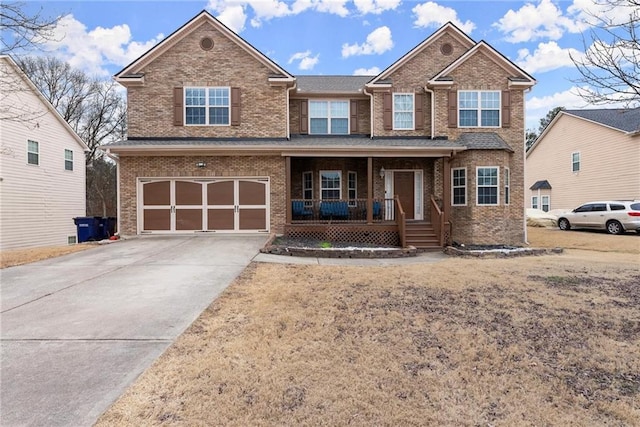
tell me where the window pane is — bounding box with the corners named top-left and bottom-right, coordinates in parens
top-left (481, 110), bottom-right (499, 126)
top-left (28, 152), bottom-right (39, 165)
top-left (185, 88), bottom-right (206, 106)
top-left (331, 118), bottom-right (348, 134)
top-left (330, 101), bottom-right (348, 117)
top-left (453, 188), bottom-right (465, 205)
top-left (309, 101), bottom-right (328, 117)
top-left (459, 92), bottom-right (478, 108)
top-left (65, 149), bottom-right (73, 171)
top-left (394, 112), bottom-right (413, 129)
top-left (209, 88), bottom-right (229, 106)
top-left (28, 140), bottom-right (39, 152)
top-left (394, 94), bottom-right (413, 110)
top-left (310, 118), bottom-right (328, 134)
top-left (481, 92), bottom-right (500, 108)
top-left (478, 187), bottom-right (497, 204)
top-left (459, 110), bottom-right (477, 126)
top-left (186, 107), bottom-right (206, 124)
top-left (209, 107), bottom-right (229, 125)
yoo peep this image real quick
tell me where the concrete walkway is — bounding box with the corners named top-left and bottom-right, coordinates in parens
top-left (0, 235), bottom-right (267, 427)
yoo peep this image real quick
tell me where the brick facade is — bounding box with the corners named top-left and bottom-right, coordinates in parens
top-left (112, 12), bottom-right (533, 246)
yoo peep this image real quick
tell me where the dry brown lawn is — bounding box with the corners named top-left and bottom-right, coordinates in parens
top-left (0, 244), bottom-right (93, 269)
top-left (95, 228), bottom-right (639, 426)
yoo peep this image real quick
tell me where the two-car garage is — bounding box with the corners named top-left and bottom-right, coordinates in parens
top-left (138, 177), bottom-right (269, 233)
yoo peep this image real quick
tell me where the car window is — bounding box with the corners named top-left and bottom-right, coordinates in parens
top-left (574, 204), bottom-right (592, 213)
top-left (631, 203), bottom-right (640, 210)
top-left (591, 204), bottom-right (607, 212)
top-left (610, 204), bottom-right (626, 211)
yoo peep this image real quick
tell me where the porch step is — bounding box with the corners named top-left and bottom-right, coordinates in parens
top-left (405, 221), bottom-right (441, 249)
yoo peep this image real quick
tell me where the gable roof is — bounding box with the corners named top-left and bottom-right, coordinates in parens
top-left (368, 22), bottom-right (476, 86)
top-left (294, 76), bottom-right (374, 95)
top-left (429, 41), bottom-right (535, 87)
top-left (564, 108), bottom-right (640, 134)
top-left (530, 180), bottom-right (552, 190)
top-left (0, 55), bottom-right (88, 151)
top-left (114, 10), bottom-right (294, 83)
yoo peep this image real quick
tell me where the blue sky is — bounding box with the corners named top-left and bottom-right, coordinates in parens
top-left (16, 0), bottom-right (635, 130)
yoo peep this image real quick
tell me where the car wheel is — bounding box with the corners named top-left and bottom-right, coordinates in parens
top-left (558, 218), bottom-right (571, 231)
top-left (606, 220), bottom-right (624, 235)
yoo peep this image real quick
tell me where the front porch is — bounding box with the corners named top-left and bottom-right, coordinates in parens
top-left (284, 156), bottom-right (452, 249)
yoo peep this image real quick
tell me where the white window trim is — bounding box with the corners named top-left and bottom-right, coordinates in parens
top-left (27, 140), bottom-right (39, 166)
top-left (302, 171), bottom-right (313, 205)
top-left (531, 196), bottom-right (539, 209)
top-left (320, 170), bottom-right (342, 200)
top-left (458, 90), bottom-right (501, 128)
top-left (347, 171), bottom-right (357, 207)
top-left (308, 100), bottom-right (350, 135)
top-left (504, 167), bottom-right (510, 205)
top-left (392, 93), bottom-right (415, 130)
top-left (451, 167), bottom-right (467, 206)
top-left (184, 86), bottom-right (230, 126)
top-left (541, 195), bottom-right (550, 212)
top-left (571, 151), bottom-right (580, 173)
top-left (476, 166), bottom-right (500, 206)
top-left (64, 149), bottom-right (73, 171)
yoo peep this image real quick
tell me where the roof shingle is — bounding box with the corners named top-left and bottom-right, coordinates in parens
top-left (565, 108), bottom-right (640, 133)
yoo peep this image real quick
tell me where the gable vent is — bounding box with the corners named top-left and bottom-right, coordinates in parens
top-left (200, 37), bottom-right (214, 51)
top-left (440, 43), bottom-right (453, 56)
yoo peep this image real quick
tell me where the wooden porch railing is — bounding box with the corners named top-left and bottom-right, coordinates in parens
top-left (430, 195), bottom-right (447, 246)
top-left (395, 196), bottom-right (406, 248)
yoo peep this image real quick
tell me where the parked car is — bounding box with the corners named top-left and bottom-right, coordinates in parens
top-left (557, 201), bottom-right (640, 234)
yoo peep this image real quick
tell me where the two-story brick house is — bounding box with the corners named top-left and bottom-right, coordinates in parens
top-left (105, 10), bottom-right (535, 248)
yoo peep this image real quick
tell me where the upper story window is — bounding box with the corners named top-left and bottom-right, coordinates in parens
top-left (309, 100), bottom-right (348, 134)
top-left (572, 152), bottom-right (580, 172)
top-left (459, 91), bottom-right (500, 127)
top-left (64, 149), bottom-right (73, 171)
top-left (477, 166), bottom-right (499, 206)
top-left (185, 87), bottom-right (229, 126)
top-left (27, 140), bottom-right (39, 165)
top-left (393, 93), bottom-right (414, 130)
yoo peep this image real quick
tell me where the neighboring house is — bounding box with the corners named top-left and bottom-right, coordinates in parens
top-left (104, 10), bottom-right (535, 248)
top-left (527, 108), bottom-right (640, 212)
top-left (0, 55), bottom-right (88, 250)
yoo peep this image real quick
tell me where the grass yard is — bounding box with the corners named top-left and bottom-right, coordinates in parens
top-left (93, 228), bottom-right (637, 425)
top-left (0, 244), bottom-right (93, 269)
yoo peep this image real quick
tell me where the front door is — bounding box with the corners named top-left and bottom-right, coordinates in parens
top-left (393, 172), bottom-right (415, 220)
top-left (384, 170), bottom-right (423, 220)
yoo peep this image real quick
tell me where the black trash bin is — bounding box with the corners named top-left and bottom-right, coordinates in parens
top-left (74, 217), bottom-right (101, 243)
top-left (97, 217), bottom-right (117, 239)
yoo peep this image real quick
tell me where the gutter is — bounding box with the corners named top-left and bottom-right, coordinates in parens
top-left (285, 82), bottom-right (297, 139)
top-left (363, 85), bottom-right (374, 138)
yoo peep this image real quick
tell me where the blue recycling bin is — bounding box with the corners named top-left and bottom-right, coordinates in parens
top-left (74, 217), bottom-right (101, 243)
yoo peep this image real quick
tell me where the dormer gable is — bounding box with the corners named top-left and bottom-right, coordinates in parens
top-left (114, 10), bottom-right (294, 87)
top-left (428, 41), bottom-right (536, 88)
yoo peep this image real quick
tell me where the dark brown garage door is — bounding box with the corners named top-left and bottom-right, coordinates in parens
top-left (140, 178), bottom-right (268, 233)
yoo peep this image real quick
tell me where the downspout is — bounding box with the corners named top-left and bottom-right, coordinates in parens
top-left (523, 86), bottom-right (533, 245)
top-left (286, 82), bottom-right (297, 139)
top-left (104, 149), bottom-right (121, 237)
top-left (423, 86), bottom-right (435, 139)
top-left (364, 85), bottom-right (374, 139)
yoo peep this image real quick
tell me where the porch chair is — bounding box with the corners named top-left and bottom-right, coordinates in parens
top-left (292, 200), bottom-right (313, 219)
top-left (320, 201), bottom-right (349, 219)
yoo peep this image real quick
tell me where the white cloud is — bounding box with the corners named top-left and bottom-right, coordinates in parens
top-left (288, 50), bottom-right (319, 70)
top-left (342, 26), bottom-right (393, 58)
top-left (40, 14), bottom-right (163, 76)
top-left (354, 0), bottom-right (401, 15)
top-left (516, 41), bottom-right (584, 74)
top-left (568, 0), bottom-right (637, 27)
top-left (353, 66), bottom-right (381, 75)
top-left (208, 0), bottom-right (349, 30)
top-left (494, 0), bottom-right (585, 43)
top-left (412, 2), bottom-right (476, 34)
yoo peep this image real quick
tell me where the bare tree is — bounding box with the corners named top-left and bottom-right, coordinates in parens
top-left (86, 158), bottom-right (117, 217)
top-left (570, 0), bottom-right (640, 105)
top-left (0, 2), bottom-right (61, 54)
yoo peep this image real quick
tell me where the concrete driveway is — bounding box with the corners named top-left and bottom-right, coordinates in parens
top-left (0, 235), bottom-right (267, 427)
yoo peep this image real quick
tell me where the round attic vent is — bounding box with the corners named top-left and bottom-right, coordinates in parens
top-left (200, 37), bottom-right (214, 51)
top-left (440, 42), bottom-right (453, 56)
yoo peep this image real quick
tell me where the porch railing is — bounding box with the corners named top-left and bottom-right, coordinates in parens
top-left (430, 195), bottom-right (445, 246)
top-left (395, 196), bottom-right (406, 248)
top-left (290, 198), bottom-right (394, 223)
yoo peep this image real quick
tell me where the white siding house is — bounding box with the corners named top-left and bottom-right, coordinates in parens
top-left (526, 108), bottom-right (640, 212)
top-left (0, 55), bottom-right (88, 250)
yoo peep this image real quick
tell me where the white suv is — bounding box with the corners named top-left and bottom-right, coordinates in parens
top-left (557, 201), bottom-right (640, 235)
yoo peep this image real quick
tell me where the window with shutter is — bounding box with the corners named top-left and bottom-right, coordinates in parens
top-left (383, 93), bottom-right (392, 130)
top-left (184, 86), bottom-right (231, 126)
top-left (300, 100), bottom-right (308, 134)
top-left (447, 90), bottom-right (457, 128)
